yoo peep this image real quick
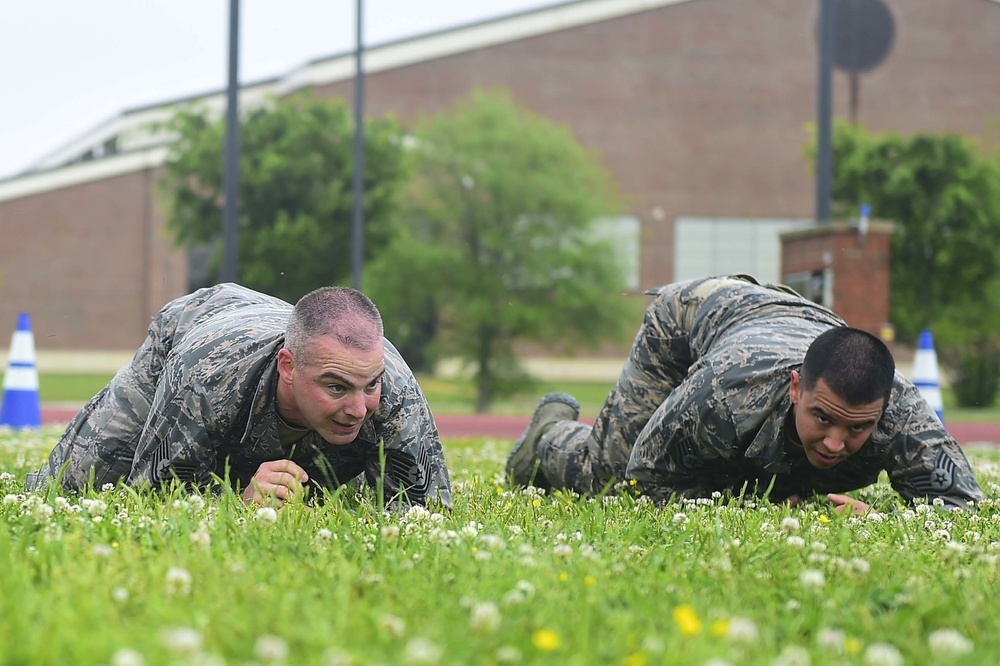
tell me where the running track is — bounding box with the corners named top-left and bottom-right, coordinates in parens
top-left (38, 406), bottom-right (1000, 444)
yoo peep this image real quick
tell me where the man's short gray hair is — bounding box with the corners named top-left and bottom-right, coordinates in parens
top-left (284, 287), bottom-right (384, 364)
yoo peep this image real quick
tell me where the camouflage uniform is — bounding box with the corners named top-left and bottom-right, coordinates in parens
top-left (537, 275), bottom-right (983, 508)
top-left (26, 283), bottom-right (452, 508)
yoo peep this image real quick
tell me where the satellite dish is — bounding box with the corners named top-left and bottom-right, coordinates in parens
top-left (818, 0), bottom-right (896, 74)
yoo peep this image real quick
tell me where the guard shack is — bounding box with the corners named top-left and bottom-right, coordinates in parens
top-left (780, 220), bottom-right (895, 344)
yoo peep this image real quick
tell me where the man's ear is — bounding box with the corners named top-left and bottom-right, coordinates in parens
top-left (277, 348), bottom-right (295, 384)
top-left (789, 369), bottom-right (801, 405)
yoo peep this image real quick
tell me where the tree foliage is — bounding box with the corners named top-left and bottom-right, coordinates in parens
top-left (158, 95), bottom-right (408, 304)
top-left (811, 120), bottom-right (1000, 406)
top-left (365, 89), bottom-right (632, 412)
top-left (819, 119), bottom-right (1000, 341)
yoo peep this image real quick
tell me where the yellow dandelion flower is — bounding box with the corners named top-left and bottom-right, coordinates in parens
top-left (710, 619), bottom-right (729, 637)
top-left (629, 478), bottom-right (638, 486)
top-left (532, 498), bottom-right (541, 508)
top-left (496, 486), bottom-right (504, 494)
top-left (584, 575), bottom-right (598, 587)
top-left (623, 651), bottom-right (647, 666)
top-left (559, 571), bottom-right (569, 582)
top-left (672, 605), bottom-right (702, 636)
top-left (532, 629), bottom-right (561, 651)
top-left (819, 515), bottom-right (831, 524)
top-left (845, 637), bottom-right (862, 655)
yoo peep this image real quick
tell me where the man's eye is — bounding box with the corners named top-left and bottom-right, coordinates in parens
top-left (328, 385), bottom-right (347, 394)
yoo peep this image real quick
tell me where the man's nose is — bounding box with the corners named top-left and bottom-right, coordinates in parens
top-left (344, 391), bottom-right (367, 417)
top-left (824, 428), bottom-right (847, 452)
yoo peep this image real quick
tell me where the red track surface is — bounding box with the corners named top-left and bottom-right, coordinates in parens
top-left (38, 406), bottom-right (1000, 444)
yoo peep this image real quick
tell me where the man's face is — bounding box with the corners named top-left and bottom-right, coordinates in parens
top-left (277, 336), bottom-right (385, 445)
top-left (789, 370), bottom-right (884, 469)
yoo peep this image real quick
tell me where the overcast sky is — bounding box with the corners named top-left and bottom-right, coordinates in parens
top-left (0, 0), bottom-right (554, 180)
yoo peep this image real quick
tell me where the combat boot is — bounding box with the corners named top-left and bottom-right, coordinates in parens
top-left (506, 392), bottom-right (580, 485)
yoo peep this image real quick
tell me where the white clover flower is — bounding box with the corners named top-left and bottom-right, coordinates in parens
top-left (110, 648), bottom-right (145, 666)
top-left (254, 635), bottom-right (289, 662)
top-left (782, 517), bottom-right (801, 532)
top-left (404, 637), bottom-right (443, 664)
top-left (786, 536), bottom-right (806, 549)
top-left (772, 645), bottom-right (811, 666)
top-left (495, 645), bottom-right (522, 663)
top-left (863, 642), bottom-right (903, 666)
top-left (816, 628), bottom-right (846, 652)
top-left (190, 529), bottom-right (211, 550)
top-left (865, 511), bottom-right (885, 523)
top-left (933, 497), bottom-right (945, 507)
top-left (672, 512), bottom-right (690, 525)
top-left (165, 567), bottom-right (193, 597)
top-left (0, 472), bottom-right (14, 483)
top-left (726, 617), bottom-right (759, 643)
top-left (928, 628), bottom-right (974, 656)
top-left (705, 659), bottom-right (733, 666)
top-left (315, 528), bottom-right (334, 542)
top-left (850, 558), bottom-right (871, 574)
top-left (255, 507), bottom-right (278, 524)
top-left (160, 627), bottom-right (202, 654)
top-left (92, 543), bottom-right (113, 558)
top-left (111, 587), bottom-right (129, 603)
top-left (379, 613), bottom-right (406, 638)
top-left (381, 524), bottom-right (400, 544)
top-left (480, 534), bottom-right (506, 551)
top-left (470, 601), bottom-right (501, 634)
top-left (186, 495), bottom-right (206, 511)
top-left (799, 570), bottom-right (825, 588)
top-left (80, 498), bottom-right (108, 515)
top-left (461, 521), bottom-right (481, 538)
top-left (507, 525), bottom-right (523, 537)
top-left (553, 544), bottom-right (573, 558)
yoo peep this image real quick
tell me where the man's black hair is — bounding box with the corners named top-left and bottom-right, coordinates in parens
top-left (801, 327), bottom-right (895, 407)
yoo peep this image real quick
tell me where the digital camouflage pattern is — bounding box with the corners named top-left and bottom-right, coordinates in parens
top-left (26, 283), bottom-right (452, 508)
top-left (537, 275), bottom-right (983, 508)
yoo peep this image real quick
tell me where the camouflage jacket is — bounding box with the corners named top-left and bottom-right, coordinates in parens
top-left (30, 283), bottom-right (452, 508)
top-left (626, 280), bottom-right (983, 509)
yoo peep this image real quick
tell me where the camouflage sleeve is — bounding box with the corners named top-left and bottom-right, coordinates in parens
top-left (127, 365), bottom-right (223, 490)
top-left (882, 389), bottom-right (984, 509)
top-left (365, 348), bottom-right (452, 509)
top-left (626, 365), bottom-right (738, 503)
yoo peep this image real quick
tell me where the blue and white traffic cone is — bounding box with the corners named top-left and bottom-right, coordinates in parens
top-left (912, 329), bottom-right (944, 425)
top-left (0, 313), bottom-right (42, 429)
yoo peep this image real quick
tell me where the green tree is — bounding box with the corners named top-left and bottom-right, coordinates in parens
top-left (158, 95), bottom-right (408, 303)
top-left (820, 120), bottom-right (1000, 341)
top-left (809, 120), bottom-right (1000, 406)
top-left (366, 89), bottom-right (631, 412)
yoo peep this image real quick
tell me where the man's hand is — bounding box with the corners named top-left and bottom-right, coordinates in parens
top-left (242, 459), bottom-right (309, 506)
top-left (827, 493), bottom-right (870, 516)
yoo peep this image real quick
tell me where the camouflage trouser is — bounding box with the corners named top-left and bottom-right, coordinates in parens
top-left (536, 276), bottom-right (753, 495)
top-left (25, 315), bottom-right (171, 492)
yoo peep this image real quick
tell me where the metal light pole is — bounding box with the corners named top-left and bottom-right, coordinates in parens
top-left (815, 0), bottom-right (834, 224)
top-left (350, 0), bottom-right (366, 290)
top-left (222, 0), bottom-right (241, 282)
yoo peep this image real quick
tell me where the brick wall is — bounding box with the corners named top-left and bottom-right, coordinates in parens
top-left (1, 0), bottom-right (999, 350)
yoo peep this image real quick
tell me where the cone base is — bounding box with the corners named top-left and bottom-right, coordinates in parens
top-left (0, 389), bottom-right (42, 429)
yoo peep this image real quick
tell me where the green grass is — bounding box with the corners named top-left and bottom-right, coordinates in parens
top-left (10, 370), bottom-right (1000, 422)
top-left (2, 428), bottom-right (1000, 664)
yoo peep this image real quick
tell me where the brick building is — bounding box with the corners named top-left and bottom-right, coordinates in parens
top-left (1, 0), bottom-right (999, 351)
